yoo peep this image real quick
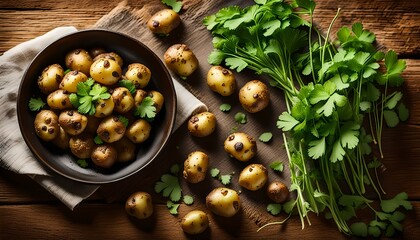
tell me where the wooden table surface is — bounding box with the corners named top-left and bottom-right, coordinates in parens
top-left (1, 0), bottom-right (419, 239)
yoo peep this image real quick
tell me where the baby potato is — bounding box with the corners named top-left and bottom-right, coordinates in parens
top-left (181, 210), bottom-right (209, 235)
top-left (85, 115), bottom-right (101, 134)
top-left (267, 181), bottom-right (289, 203)
top-left (58, 110), bottom-right (88, 136)
top-left (90, 58), bottom-right (122, 86)
top-left (183, 151), bottom-right (209, 183)
top-left (206, 188), bottom-right (241, 217)
top-left (188, 111), bottom-right (217, 137)
top-left (112, 87), bottom-right (135, 114)
top-left (91, 144), bottom-right (117, 168)
top-left (52, 126), bottom-right (70, 149)
top-left (59, 70), bottom-right (88, 93)
top-left (69, 133), bottom-right (95, 159)
top-left (94, 97), bottom-right (114, 118)
top-left (114, 137), bottom-right (137, 162)
top-left (47, 89), bottom-right (72, 110)
top-left (224, 132), bottom-right (257, 162)
top-left (34, 110), bottom-right (59, 141)
top-left (93, 52), bottom-right (124, 67)
top-left (207, 66), bottom-right (237, 96)
top-left (164, 44), bottom-right (199, 78)
top-left (147, 9), bottom-right (181, 35)
top-left (133, 89), bottom-right (148, 107)
top-left (37, 64), bottom-right (64, 94)
top-left (239, 80), bottom-right (270, 113)
top-left (124, 63), bottom-right (151, 89)
top-left (147, 90), bottom-right (164, 114)
top-left (97, 115), bottom-right (126, 143)
top-left (238, 164), bottom-right (268, 191)
top-left (88, 47), bottom-right (106, 59)
top-left (125, 119), bottom-right (151, 144)
top-left (65, 48), bottom-right (93, 76)
top-left (125, 192), bottom-right (153, 220)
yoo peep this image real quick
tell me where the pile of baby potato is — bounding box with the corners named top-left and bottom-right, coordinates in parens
top-left (124, 8), bottom-right (290, 236)
top-left (34, 47), bottom-right (164, 169)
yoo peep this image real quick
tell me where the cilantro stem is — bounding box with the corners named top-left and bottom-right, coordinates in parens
top-left (320, 8), bottom-right (341, 82)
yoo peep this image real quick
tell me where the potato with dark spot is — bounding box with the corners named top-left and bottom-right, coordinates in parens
top-left (239, 80), bottom-right (270, 113)
top-left (238, 164), bottom-right (268, 191)
top-left (69, 133), bottom-right (95, 159)
top-left (65, 49), bottom-right (93, 75)
top-left (47, 89), bottom-right (72, 110)
top-left (90, 58), bottom-right (122, 85)
top-left (124, 63), bottom-right (151, 89)
top-left (207, 66), bottom-right (237, 96)
top-left (91, 144), bottom-right (117, 168)
top-left (34, 110), bottom-right (59, 141)
top-left (52, 126), bottom-right (70, 149)
top-left (164, 44), bottom-right (199, 78)
top-left (59, 70), bottom-right (88, 93)
top-left (147, 90), bottom-right (164, 114)
top-left (97, 115), bottom-right (126, 143)
top-left (147, 9), bottom-right (181, 35)
top-left (223, 132), bottom-right (257, 162)
top-left (188, 111), bottom-right (216, 137)
top-left (94, 97), bottom-right (114, 118)
top-left (267, 181), bottom-right (290, 203)
top-left (133, 89), bottom-right (148, 107)
top-left (114, 137), bottom-right (137, 162)
top-left (183, 151), bottom-right (209, 183)
top-left (125, 192), bottom-right (153, 219)
top-left (125, 119), bottom-right (151, 144)
top-left (88, 47), bottom-right (106, 59)
top-left (112, 87), bottom-right (134, 114)
top-left (93, 52), bottom-right (123, 67)
top-left (181, 210), bottom-right (209, 235)
top-left (206, 188), bottom-right (241, 217)
top-left (37, 64), bottom-right (64, 94)
top-left (58, 110), bottom-right (88, 136)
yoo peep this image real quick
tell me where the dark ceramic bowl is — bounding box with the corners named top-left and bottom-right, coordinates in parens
top-left (17, 29), bottom-right (176, 184)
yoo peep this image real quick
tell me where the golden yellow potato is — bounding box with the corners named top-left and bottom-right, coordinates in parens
top-left (91, 144), bottom-right (117, 168)
top-left (125, 192), bottom-right (154, 219)
top-left (58, 110), bottom-right (88, 136)
top-left (238, 164), bottom-right (268, 191)
top-left (224, 132), bottom-right (257, 162)
top-left (90, 58), bottom-right (122, 85)
top-left (47, 89), bottom-right (72, 110)
top-left (37, 64), bottom-right (64, 94)
top-left (124, 63), bottom-right (151, 89)
top-left (207, 66), bottom-right (237, 96)
top-left (181, 210), bottom-right (209, 235)
top-left (125, 119), bottom-right (151, 144)
top-left (164, 44), bottom-right (199, 78)
top-left (59, 70), bottom-right (88, 93)
top-left (65, 48), bottom-right (93, 75)
top-left (97, 115), bottom-right (126, 143)
top-left (34, 110), bottom-right (59, 141)
top-left (206, 188), bottom-right (241, 217)
top-left (183, 151), bottom-right (209, 183)
top-left (239, 80), bottom-right (270, 113)
top-left (147, 9), bottom-right (181, 35)
top-left (187, 112), bottom-right (217, 137)
top-left (112, 87), bottom-right (135, 114)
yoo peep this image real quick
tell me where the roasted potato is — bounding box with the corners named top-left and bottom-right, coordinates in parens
top-left (69, 133), bottom-right (95, 159)
top-left (133, 89), bottom-right (148, 107)
top-left (94, 97), bottom-right (115, 118)
top-left (34, 110), bottom-right (59, 141)
top-left (58, 110), bottom-right (88, 136)
top-left (47, 89), bottom-right (72, 110)
top-left (207, 66), bottom-right (237, 96)
top-left (59, 70), bottom-right (88, 93)
top-left (125, 119), bottom-right (151, 144)
top-left (181, 210), bottom-right (209, 235)
top-left (90, 58), bottom-right (122, 85)
top-left (147, 9), bottom-right (181, 35)
top-left (147, 90), bottom-right (164, 114)
top-left (206, 188), bottom-right (241, 217)
top-left (125, 192), bottom-right (153, 219)
top-left (112, 87), bottom-right (135, 114)
top-left (114, 137), bottom-right (137, 162)
top-left (52, 126), bottom-right (70, 149)
top-left (267, 181), bottom-right (290, 203)
top-left (124, 63), bottom-right (151, 89)
top-left (97, 115), bottom-right (126, 143)
top-left (187, 111), bottom-right (217, 137)
top-left (164, 44), bottom-right (199, 78)
top-left (65, 49), bottom-right (93, 75)
top-left (238, 164), bottom-right (268, 191)
top-left (88, 47), bottom-right (106, 59)
top-left (91, 144), bottom-right (117, 168)
top-left (224, 132), bottom-right (257, 162)
top-left (239, 80), bottom-right (270, 113)
top-left (183, 151), bottom-right (209, 183)
top-left (37, 64), bottom-right (64, 94)
top-left (93, 52), bottom-right (124, 67)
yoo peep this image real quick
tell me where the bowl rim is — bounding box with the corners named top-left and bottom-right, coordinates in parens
top-left (16, 29), bottom-right (177, 184)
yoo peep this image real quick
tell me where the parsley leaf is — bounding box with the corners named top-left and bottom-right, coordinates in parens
top-left (94, 135), bottom-right (103, 145)
top-left (161, 0), bottom-right (182, 13)
top-left (219, 103), bottom-right (232, 112)
top-left (398, 103), bottom-right (409, 121)
top-left (384, 110), bottom-right (399, 127)
top-left (28, 97), bottom-right (45, 111)
top-left (167, 201), bottom-right (180, 215)
top-left (155, 173), bottom-right (182, 202)
top-left (350, 222), bottom-right (368, 237)
top-left (76, 159), bottom-right (89, 168)
top-left (220, 174), bottom-right (232, 185)
top-left (234, 112), bottom-right (247, 124)
top-left (183, 195), bottom-right (194, 205)
top-left (277, 112), bottom-right (300, 131)
top-left (134, 96), bottom-right (157, 119)
top-left (118, 80), bottom-right (136, 95)
top-left (269, 161), bottom-right (284, 172)
top-left (118, 115), bottom-right (129, 127)
top-left (267, 203), bottom-right (282, 215)
top-left (259, 132), bottom-right (273, 143)
top-left (210, 168), bottom-right (220, 178)
top-left (380, 192), bottom-right (413, 213)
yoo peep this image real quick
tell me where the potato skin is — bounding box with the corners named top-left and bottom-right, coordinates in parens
top-left (37, 64), bottom-right (64, 94)
top-left (125, 119), bottom-right (151, 144)
top-left (183, 151), bottom-right (209, 183)
top-left (97, 115), bottom-right (126, 143)
top-left (164, 44), bottom-right (199, 78)
top-left (147, 90), bottom-right (164, 114)
top-left (91, 144), bottom-right (117, 168)
top-left (112, 87), bottom-right (135, 114)
top-left (114, 137), bottom-right (137, 162)
top-left (224, 132), bottom-right (257, 162)
top-left (125, 192), bottom-right (153, 219)
top-left (93, 52), bottom-right (124, 67)
top-left (34, 110), bottom-right (59, 141)
top-left (94, 97), bottom-right (114, 118)
top-left (206, 188), bottom-right (241, 217)
top-left (147, 9), bottom-right (181, 35)
top-left (59, 70), bottom-right (88, 93)
top-left (188, 112), bottom-right (217, 137)
top-left (181, 210), bottom-right (209, 235)
top-left (267, 181), bottom-right (289, 203)
top-left (238, 164), bottom-right (268, 191)
top-left (58, 110), bottom-right (88, 136)
top-left (124, 63), bottom-right (151, 89)
top-left (52, 126), bottom-right (70, 149)
top-left (65, 49), bottom-right (93, 76)
top-left (90, 58), bottom-right (122, 85)
top-left (47, 89), bottom-right (72, 110)
top-left (207, 66), bottom-right (237, 96)
top-left (69, 133), bottom-right (95, 159)
top-left (239, 80), bottom-right (270, 113)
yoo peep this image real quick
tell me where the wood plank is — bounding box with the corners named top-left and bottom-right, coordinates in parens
top-left (0, 202), bottom-right (419, 239)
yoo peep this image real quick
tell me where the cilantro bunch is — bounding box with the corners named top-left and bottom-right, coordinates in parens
top-left (69, 78), bottom-right (111, 115)
top-left (204, 0), bottom-right (411, 237)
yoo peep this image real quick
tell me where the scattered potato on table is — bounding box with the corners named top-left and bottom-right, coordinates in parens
top-left (91, 144), bottom-right (118, 168)
top-left (147, 9), bottom-right (181, 35)
top-left (58, 110), bottom-right (88, 136)
top-left (239, 80), bottom-right (270, 113)
top-left (124, 63), bottom-right (151, 89)
top-left (188, 111), bottom-right (217, 137)
top-left (47, 89), bottom-right (72, 110)
top-left (181, 210), bottom-right (209, 235)
top-left (207, 66), bottom-right (237, 96)
top-left (267, 180), bottom-right (290, 203)
top-left (206, 187), bottom-right (241, 217)
top-left (125, 192), bottom-right (154, 219)
top-left (224, 132), bottom-right (257, 162)
top-left (183, 151), bottom-right (209, 183)
top-left (37, 64), bottom-right (64, 94)
top-left (69, 133), bottom-right (95, 159)
top-left (59, 70), bottom-right (88, 93)
top-left (90, 58), bottom-right (122, 85)
top-left (65, 48), bottom-right (93, 76)
top-left (125, 119), bottom-right (151, 144)
top-left (97, 115), bottom-right (126, 143)
top-left (164, 44), bottom-right (199, 78)
top-left (34, 110), bottom-right (59, 141)
top-left (239, 164), bottom-right (268, 191)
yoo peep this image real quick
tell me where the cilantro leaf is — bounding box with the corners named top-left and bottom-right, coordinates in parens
top-left (118, 80), bottom-right (136, 94)
top-left (234, 112), bottom-right (247, 124)
top-left (134, 96), bottom-right (157, 119)
top-left (220, 103), bottom-right (232, 112)
top-left (90, 84), bottom-right (110, 101)
top-left (155, 174), bottom-right (182, 202)
top-left (161, 0), bottom-right (182, 13)
top-left (183, 195), bottom-right (194, 205)
top-left (398, 103), bottom-right (409, 121)
top-left (380, 192), bottom-right (413, 213)
top-left (167, 201), bottom-right (180, 215)
top-left (210, 168), bottom-right (220, 178)
top-left (350, 222), bottom-right (368, 237)
top-left (384, 110), bottom-right (399, 127)
top-left (385, 92), bottom-right (403, 110)
top-left (118, 115), bottom-right (129, 127)
top-left (269, 161), bottom-right (284, 172)
top-left (308, 137), bottom-right (325, 159)
top-left (208, 49), bottom-right (226, 65)
top-left (220, 174), bottom-right (232, 185)
top-left (94, 135), bottom-right (103, 145)
top-left (267, 203), bottom-right (282, 215)
top-left (225, 58), bottom-right (248, 72)
top-left (330, 140), bottom-right (345, 162)
top-left (259, 132), bottom-right (273, 143)
top-left (277, 112), bottom-right (299, 131)
top-left (340, 122), bottom-right (360, 149)
top-left (69, 93), bottom-right (79, 108)
top-left (28, 97), bottom-right (45, 111)
top-left (76, 159), bottom-right (89, 168)
top-left (170, 164), bottom-right (180, 175)
top-left (368, 226), bottom-right (381, 238)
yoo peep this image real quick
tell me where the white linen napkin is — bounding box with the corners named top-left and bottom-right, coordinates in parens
top-left (0, 26), bottom-right (207, 210)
